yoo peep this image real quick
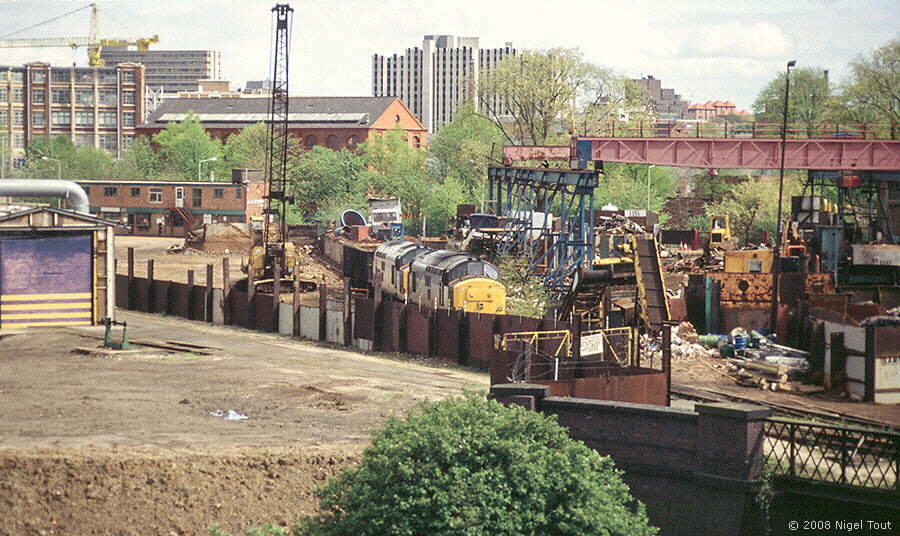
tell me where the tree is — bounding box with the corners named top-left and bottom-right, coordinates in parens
top-left (751, 67), bottom-right (834, 128)
top-left (840, 37), bottom-right (900, 137)
top-left (288, 145), bottom-right (368, 224)
top-left (114, 136), bottom-right (162, 179)
top-left (152, 112), bottom-right (224, 180)
top-left (224, 122), bottom-right (269, 171)
top-left (299, 395), bottom-right (656, 536)
top-left (706, 172), bottom-right (803, 245)
top-left (24, 134), bottom-right (114, 180)
top-left (594, 163), bottom-right (676, 215)
top-left (361, 126), bottom-right (430, 231)
top-left (478, 48), bottom-right (649, 145)
top-left (429, 104), bottom-right (505, 199)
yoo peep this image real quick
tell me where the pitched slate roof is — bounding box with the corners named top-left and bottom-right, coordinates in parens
top-left (140, 96), bottom-right (401, 130)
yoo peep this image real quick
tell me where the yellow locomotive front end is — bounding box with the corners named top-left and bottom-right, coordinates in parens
top-left (451, 278), bottom-right (506, 314)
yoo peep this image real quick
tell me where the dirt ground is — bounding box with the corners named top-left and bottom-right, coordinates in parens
top-left (0, 311), bottom-right (488, 535)
top-left (114, 235), bottom-right (345, 306)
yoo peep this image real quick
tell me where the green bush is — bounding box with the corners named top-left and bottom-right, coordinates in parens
top-left (298, 395), bottom-right (656, 536)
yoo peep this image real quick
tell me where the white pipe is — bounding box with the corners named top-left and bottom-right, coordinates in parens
top-left (0, 179), bottom-right (90, 213)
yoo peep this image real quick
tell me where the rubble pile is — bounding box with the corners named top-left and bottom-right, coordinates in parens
top-left (595, 214), bottom-right (645, 234)
top-left (860, 305), bottom-right (900, 327)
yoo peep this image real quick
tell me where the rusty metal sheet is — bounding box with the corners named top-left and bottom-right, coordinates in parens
top-left (168, 282), bottom-right (191, 319)
top-left (228, 290), bottom-right (250, 329)
top-left (490, 349), bottom-right (517, 385)
top-left (668, 297), bottom-right (687, 321)
top-left (464, 312), bottom-right (496, 370)
top-left (116, 274), bottom-right (129, 309)
top-left (713, 273), bottom-right (772, 302)
top-left (376, 301), bottom-right (403, 352)
top-left (404, 305), bottom-right (431, 355)
top-left (133, 277), bottom-right (150, 313)
top-left (151, 280), bottom-right (170, 314)
top-left (778, 273), bottom-right (805, 306)
top-left (873, 326), bottom-right (900, 356)
top-left (502, 145), bottom-right (570, 165)
top-left (720, 303), bottom-right (770, 333)
top-left (353, 297), bottom-right (375, 340)
top-left (571, 370), bottom-right (667, 405)
top-left (435, 310), bottom-right (461, 362)
top-left (804, 273), bottom-right (834, 296)
top-left (189, 286), bottom-right (207, 321)
top-left (252, 294), bottom-right (276, 332)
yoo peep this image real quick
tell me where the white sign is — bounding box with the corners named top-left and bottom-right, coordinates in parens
top-left (203, 214), bottom-right (213, 224)
top-left (580, 333), bottom-right (605, 357)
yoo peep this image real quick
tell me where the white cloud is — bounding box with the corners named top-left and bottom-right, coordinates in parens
top-left (683, 21), bottom-right (792, 59)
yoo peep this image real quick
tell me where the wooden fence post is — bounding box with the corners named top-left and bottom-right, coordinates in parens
top-left (222, 257), bottom-right (230, 325)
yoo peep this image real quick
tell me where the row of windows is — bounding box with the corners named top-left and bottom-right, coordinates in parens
top-left (91, 186), bottom-right (239, 205)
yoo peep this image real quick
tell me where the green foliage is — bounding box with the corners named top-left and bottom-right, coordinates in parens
top-left (706, 172), bottom-right (803, 245)
top-left (692, 172), bottom-right (739, 203)
top-left (207, 523), bottom-right (287, 536)
top-left (430, 104), bottom-right (505, 197)
top-left (751, 67), bottom-right (835, 125)
top-left (225, 122), bottom-right (269, 171)
top-left (23, 134), bottom-right (114, 179)
top-left (114, 136), bottom-right (162, 179)
top-left (152, 111), bottom-right (224, 180)
top-left (361, 126), bottom-right (430, 231)
top-left (299, 395), bottom-right (656, 536)
top-left (422, 175), bottom-right (469, 237)
top-left (594, 163), bottom-right (676, 213)
top-left (288, 145), bottom-right (368, 222)
top-left (839, 37), bottom-right (900, 131)
top-left (496, 254), bottom-right (549, 318)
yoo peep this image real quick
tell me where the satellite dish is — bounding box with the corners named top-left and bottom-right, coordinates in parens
top-left (341, 209), bottom-right (367, 227)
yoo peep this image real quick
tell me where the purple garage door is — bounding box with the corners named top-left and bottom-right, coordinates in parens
top-left (0, 233), bottom-right (93, 328)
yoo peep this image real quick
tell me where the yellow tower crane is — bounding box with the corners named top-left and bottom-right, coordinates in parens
top-left (0, 3), bottom-right (159, 67)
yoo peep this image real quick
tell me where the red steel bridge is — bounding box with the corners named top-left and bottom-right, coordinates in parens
top-left (502, 122), bottom-right (900, 171)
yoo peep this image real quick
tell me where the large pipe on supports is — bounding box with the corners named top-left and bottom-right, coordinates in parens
top-left (0, 179), bottom-right (90, 213)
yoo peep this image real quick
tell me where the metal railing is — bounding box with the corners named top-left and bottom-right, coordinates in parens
top-left (579, 121), bottom-right (900, 140)
top-left (763, 417), bottom-right (899, 491)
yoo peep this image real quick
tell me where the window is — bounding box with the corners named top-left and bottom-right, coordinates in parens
top-left (412, 135), bottom-right (421, 148)
top-left (51, 70), bottom-right (70, 83)
top-left (0, 88), bottom-right (6, 102)
top-left (303, 135), bottom-right (317, 148)
top-left (32, 89), bottom-right (45, 104)
top-left (32, 111), bottom-right (45, 127)
top-left (235, 188), bottom-right (242, 199)
top-left (51, 111), bottom-right (71, 126)
top-left (76, 111), bottom-right (94, 126)
top-left (0, 110), bottom-right (7, 125)
top-left (76, 89), bottom-right (94, 106)
top-left (123, 90), bottom-right (135, 105)
top-left (98, 71), bottom-right (117, 84)
top-left (192, 188), bottom-right (202, 208)
top-left (213, 188), bottom-right (224, 198)
top-left (122, 70), bottom-right (135, 83)
top-left (98, 133), bottom-right (117, 152)
top-left (149, 188), bottom-right (162, 204)
top-left (327, 134), bottom-right (339, 149)
top-left (104, 187), bottom-right (118, 196)
top-left (11, 71), bottom-right (23, 82)
top-left (130, 187), bottom-right (141, 197)
top-left (52, 89), bottom-right (70, 104)
top-left (74, 134), bottom-right (93, 147)
top-left (31, 70), bottom-right (45, 83)
top-left (99, 112), bottom-right (117, 127)
top-left (82, 186), bottom-right (90, 196)
top-left (347, 135), bottom-right (360, 149)
top-left (123, 134), bottom-right (134, 147)
top-left (98, 89), bottom-right (117, 106)
top-left (12, 88), bottom-right (23, 103)
top-left (75, 70), bottom-right (93, 84)
top-left (13, 133), bottom-right (24, 148)
top-left (123, 112), bottom-right (134, 128)
top-left (13, 110), bottom-right (23, 126)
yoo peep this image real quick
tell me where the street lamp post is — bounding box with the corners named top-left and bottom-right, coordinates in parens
top-left (41, 155), bottom-right (61, 180)
top-left (772, 59), bottom-right (796, 336)
top-left (198, 157), bottom-right (218, 181)
top-left (646, 164), bottom-right (656, 214)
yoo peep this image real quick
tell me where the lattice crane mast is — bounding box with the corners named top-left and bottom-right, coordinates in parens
top-left (0, 3), bottom-right (159, 67)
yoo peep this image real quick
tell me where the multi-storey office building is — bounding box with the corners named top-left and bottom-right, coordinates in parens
top-left (0, 62), bottom-right (145, 165)
top-left (373, 35), bottom-right (515, 133)
top-left (99, 49), bottom-right (220, 94)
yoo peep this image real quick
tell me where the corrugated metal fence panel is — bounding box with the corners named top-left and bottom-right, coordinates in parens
top-left (464, 312), bottom-right (496, 370)
top-left (252, 294), bottom-right (275, 332)
top-left (133, 277), bottom-right (150, 313)
top-left (151, 280), bottom-right (170, 314)
top-left (116, 274), bottom-right (129, 309)
top-left (377, 301), bottom-right (403, 353)
top-left (353, 297), bottom-right (375, 340)
top-left (211, 289), bottom-right (225, 325)
top-left (434, 309), bottom-right (462, 362)
top-left (490, 350), bottom-right (518, 385)
top-left (325, 309), bottom-right (344, 344)
top-left (169, 283), bottom-right (190, 318)
top-left (278, 302), bottom-right (293, 335)
top-left (404, 305), bottom-right (431, 355)
top-left (228, 290), bottom-right (250, 329)
top-left (0, 233), bottom-right (94, 327)
top-left (189, 286), bottom-right (206, 321)
top-left (299, 305), bottom-right (319, 340)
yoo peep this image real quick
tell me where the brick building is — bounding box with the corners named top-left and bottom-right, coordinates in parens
top-left (76, 174), bottom-right (267, 237)
top-left (0, 62), bottom-right (145, 165)
top-left (137, 96), bottom-right (427, 150)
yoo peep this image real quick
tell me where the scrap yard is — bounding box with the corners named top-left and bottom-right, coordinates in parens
top-left (0, 1), bottom-right (898, 535)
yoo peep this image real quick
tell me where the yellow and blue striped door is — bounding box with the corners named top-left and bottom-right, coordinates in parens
top-left (0, 233), bottom-right (93, 328)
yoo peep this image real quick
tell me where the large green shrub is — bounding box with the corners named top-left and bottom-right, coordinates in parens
top-left (298, 395), bottom-right (656, 536)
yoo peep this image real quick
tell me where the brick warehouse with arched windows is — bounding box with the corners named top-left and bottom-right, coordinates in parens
top-left (137, 96), bottom-right (427, 151)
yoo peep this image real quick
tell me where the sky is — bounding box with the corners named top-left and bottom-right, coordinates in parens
top-left (0, 0), bottom-right (897, 111)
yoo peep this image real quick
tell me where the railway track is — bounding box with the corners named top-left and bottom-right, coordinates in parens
top-left (672, 383), bottom-right (895, 429)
